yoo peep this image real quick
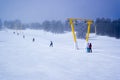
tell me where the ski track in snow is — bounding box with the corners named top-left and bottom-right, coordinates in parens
top-left (0, 30), bottom-right (120, 80)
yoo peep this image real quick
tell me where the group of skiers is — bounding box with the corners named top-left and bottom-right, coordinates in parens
top-left (32, 37), bottom-right (53, 47)
top-left (32, 38), bottom-right (53, 47)
top-left (33, 38), bottom-right (53, 47)
top-left (87, 43), bottom-right (92, 53)
top-left (13, 32), bottom-right (54, 47)
top-left (13, 32), bottom-right (93, 52)
top-left (13, 32), bottom-right (19, 35)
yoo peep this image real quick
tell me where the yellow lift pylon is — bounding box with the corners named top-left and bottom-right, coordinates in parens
top-left (67, 18), bottom-right (93, 50)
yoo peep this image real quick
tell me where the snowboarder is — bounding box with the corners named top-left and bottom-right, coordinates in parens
top-left (49, 41), bottom-right (53, 47)
top-left (32, 38), bottom-right (35, 42)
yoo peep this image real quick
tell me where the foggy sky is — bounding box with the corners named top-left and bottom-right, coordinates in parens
top-left (0, 0), bottom-right (120, 23)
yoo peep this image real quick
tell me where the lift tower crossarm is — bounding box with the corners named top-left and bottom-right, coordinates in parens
top-left (67, 18), bottom-right (93, 22)
top-left (67, 18), bottom-right (93, 50)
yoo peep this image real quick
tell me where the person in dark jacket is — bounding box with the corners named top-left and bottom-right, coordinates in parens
top-left (49, 41), bottom-right (53, 47)
top-left (89, 43), bottom-right (92, 53)
top-left (23, 35), bottom-right (25, 38)
top-left (17, 33), bottom-right (19, 35)
top-left (13, 32), bottom-right (15, 34)
top-left (32, 38), bottom-right (35, 42)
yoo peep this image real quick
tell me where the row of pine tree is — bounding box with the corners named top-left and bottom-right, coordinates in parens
top-left (0, 18), bottom-right (120, 39)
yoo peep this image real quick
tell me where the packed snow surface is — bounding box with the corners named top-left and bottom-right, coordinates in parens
top-left (0, 29), bottom-right (120, 80)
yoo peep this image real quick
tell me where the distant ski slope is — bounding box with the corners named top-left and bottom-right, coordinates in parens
top-left (0, 29), bottom-right (120, 80)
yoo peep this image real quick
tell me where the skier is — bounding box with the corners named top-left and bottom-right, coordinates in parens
top-left (23, 35), bottom-right (25, 38)
top-left (49, 41), bottom-right (53, 47)
top-left (17, 33), bottom-right (19, 35)
top-left (32, 38), bottom-right (35, 42)
top-left (87, 43), bottom-right (90, 53)
top-left (89, 43), bottom-right (92, 53)
top-left (13, 32), bottom-right (15, 34)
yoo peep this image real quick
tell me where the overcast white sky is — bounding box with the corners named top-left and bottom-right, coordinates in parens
top-left (0, 0), bottom-right (120, 23)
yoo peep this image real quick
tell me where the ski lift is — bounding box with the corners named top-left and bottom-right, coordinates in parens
top-left (67, 18), bottom-right (93, 50)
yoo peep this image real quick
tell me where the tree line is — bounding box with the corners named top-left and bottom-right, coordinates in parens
top-left (0, 18), bottom-right (120, 39)
top-left (1, 19), bottom-right (71, 34)
top-left (95, 18), bottom-right (120, 39)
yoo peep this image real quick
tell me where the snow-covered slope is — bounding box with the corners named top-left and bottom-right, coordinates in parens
top-left (0, 29), bottom-right (120, 80)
